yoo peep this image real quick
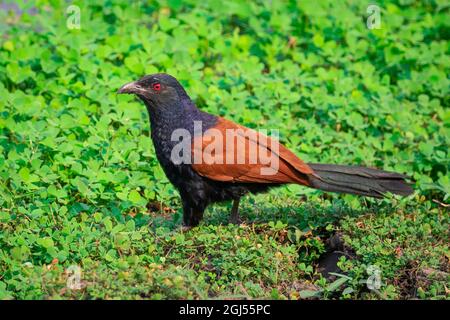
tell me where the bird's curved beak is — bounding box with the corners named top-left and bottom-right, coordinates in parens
top-left (117, 81), bottom-right (145, 95)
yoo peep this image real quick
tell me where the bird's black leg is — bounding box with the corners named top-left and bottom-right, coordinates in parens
top-left (229, 197), bottom-right (241, 225)
top-left (181, 196), bottom-right (204, 229)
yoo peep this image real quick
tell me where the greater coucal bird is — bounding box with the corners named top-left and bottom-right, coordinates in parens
top-left (118, 73), bottom-right (413, 228)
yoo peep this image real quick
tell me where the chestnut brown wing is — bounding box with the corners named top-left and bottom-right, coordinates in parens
top-left (190, 117), bottom-right (314, 186)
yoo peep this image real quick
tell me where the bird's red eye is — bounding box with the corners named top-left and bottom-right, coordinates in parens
top-left (152, 83), bottom-right (161, 91)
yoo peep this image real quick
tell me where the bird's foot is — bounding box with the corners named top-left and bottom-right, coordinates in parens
top-left (229, 214), bottom-right (242, 225)
top-left (229, 198), bottom-right (242, 225)
top-left (180, 225), bottom-right (193, 232)
top-left (166, 225), bottom-right (192, 236)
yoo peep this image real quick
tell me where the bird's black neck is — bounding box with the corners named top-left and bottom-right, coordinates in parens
top-left (143, 97), bottom-right (217, 152)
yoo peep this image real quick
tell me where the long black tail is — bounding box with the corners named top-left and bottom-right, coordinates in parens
top-left (307, 164), bottom-right (414, 198)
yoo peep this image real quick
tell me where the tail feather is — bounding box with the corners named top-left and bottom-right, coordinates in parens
top-left (308, 163), bottom-right (414, 198)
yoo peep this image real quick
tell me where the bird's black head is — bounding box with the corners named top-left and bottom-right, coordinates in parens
top-left (117, 73), bottom-right (216, 134)
top-left (117, 73), bottom-right (189, 108)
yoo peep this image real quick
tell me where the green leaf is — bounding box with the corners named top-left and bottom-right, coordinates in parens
top-left (125, 220), bottom-right (135, 232)
top-left (342, 287), bottom-right (355, 295)
top-left (37, 237), bottom-right (54, 249)
top-left (103, 217), bottom-right (113, 232)
top-left (105, 249), bottom-right (117, 262)
top-left (124, 56), bottom-right (144, 74)
top-left (299, 289), bottom-right (322, 299)
top-left (18, 167), bottom-right (30, 183)
top-left (3, 40), bottom-right (14, 52)
top-left (128, 190), bottom-right (144, 205)
top-left (0, 211), bottom-right (11, 222)
top-left (313, 34), bottom-right (324, 47)
top-left (326, 277), bottom-right (348, 292)
top-left (0, 281), bottom-right (12, 300)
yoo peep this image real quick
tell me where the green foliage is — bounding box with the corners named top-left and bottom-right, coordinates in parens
top-left (0, 0), bottom-right (448, 299)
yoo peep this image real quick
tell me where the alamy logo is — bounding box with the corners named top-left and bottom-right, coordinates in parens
top-left (66, 5), bottom-right (81, 30)
top-left (66, 265), bottom-right (82, 290)
top-left (366, 265), bottom-right (382, 290)
top-left (366, 5), bottom-right (381, 30)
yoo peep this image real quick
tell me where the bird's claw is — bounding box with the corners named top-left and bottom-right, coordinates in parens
top-left (180, 225), bottom-right (193, 232)
top-left (229, 215), bottom-right (242, 225)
